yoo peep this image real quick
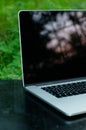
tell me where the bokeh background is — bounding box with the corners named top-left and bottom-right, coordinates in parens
top-left (0, 0), bottom-right (86, 79)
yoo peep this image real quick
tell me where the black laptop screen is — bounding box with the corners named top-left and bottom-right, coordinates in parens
top-left (19, 11), bottom-right (86, 85)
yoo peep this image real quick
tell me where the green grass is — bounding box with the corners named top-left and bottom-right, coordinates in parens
top-left (0, 0), bottom-right (86, 79)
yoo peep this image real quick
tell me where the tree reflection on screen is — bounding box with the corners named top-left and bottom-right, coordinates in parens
top-left (26, 11), bottom-right (86, 83)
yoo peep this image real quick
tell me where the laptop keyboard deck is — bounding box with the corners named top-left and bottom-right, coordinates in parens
top-left (42, 81), bottom-right (86, 98)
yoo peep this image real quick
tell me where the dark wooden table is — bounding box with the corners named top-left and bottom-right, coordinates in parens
top-left (0, 80), bottom-right (86, 130)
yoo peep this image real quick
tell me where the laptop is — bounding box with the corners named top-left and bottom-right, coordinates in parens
top-left (19, 10), bottom-right (86, 117)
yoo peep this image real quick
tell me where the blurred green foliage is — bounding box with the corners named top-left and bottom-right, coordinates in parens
top-left (0, 0), bottom-right (86, 79)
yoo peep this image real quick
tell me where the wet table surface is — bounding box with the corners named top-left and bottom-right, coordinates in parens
top-left (0, 80), bottom-right (86, 130)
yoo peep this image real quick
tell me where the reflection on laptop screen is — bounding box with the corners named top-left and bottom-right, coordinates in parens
top-left (20, 11), bottom-right (86, 84)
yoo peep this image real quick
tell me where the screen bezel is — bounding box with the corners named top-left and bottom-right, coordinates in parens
top-left (18, 10), bottom-right (86, 86)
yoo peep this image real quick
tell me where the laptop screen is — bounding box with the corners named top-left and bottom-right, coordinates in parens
top-left (19, 11), bottom-right (86, 85)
